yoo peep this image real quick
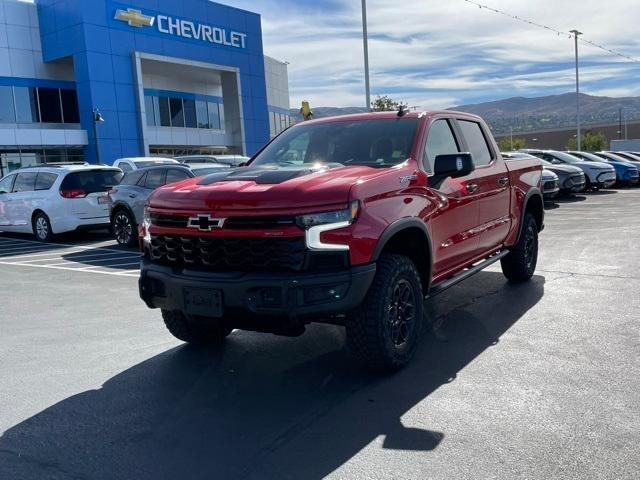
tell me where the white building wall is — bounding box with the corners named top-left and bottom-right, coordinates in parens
top-left (264, 55), bottom-right (291, 138)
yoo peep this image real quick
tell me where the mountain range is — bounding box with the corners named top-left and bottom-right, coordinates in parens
top-left (289, 93), bottom-right (640, 135)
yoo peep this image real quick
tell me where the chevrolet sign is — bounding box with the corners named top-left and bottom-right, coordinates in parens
top-left (114, 7), bottom-right (247, 49)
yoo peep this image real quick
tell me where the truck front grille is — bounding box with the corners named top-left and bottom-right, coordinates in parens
top-left (149, 235), bottom-right (307, 272)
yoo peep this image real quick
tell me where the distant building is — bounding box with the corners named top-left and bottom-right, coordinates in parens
top-left (494, 120), bottom-right (640, 151)
top-left (0, 0), bottom-right (291, 176)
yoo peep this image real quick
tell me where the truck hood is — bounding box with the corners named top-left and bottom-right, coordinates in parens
top-left (149, 164), bottom-right (389, 212)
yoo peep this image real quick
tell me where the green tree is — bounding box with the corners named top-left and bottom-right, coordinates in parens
top-left (371, 95), bottom-right (406, 112)
top-left (566, 131), bottom-right (607, 151)
top-left (497, 137), bottom-right (527, 151)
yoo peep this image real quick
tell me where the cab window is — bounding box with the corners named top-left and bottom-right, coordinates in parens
top-left (424, 119), bottom-right (460, 173)
top-left (458, 120), bottom-right (494, 167)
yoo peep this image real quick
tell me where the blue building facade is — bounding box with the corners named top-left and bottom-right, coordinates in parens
top-left (0, 0), bottom-right (291, 173)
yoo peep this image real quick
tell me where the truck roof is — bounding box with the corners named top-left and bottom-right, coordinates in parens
top-left (300, 109), bottom-right (484, 126)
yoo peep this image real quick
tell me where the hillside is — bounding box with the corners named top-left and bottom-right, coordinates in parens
top-left (290, 93), bottom-right (640, 135)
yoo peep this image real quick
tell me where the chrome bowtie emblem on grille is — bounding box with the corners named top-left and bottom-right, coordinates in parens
top-left (187, 215), bottom-right (226, 232)
top-left (114, 8), bottom-right (155, 28)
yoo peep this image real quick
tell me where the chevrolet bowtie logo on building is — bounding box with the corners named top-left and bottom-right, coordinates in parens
top-left (114, 8), bottom-right (155, 28)
top-left (188, 215), bottom-right (226, 232)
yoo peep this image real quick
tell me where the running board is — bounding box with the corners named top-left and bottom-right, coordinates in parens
top-left (426, 251), bottom-right (509, 299)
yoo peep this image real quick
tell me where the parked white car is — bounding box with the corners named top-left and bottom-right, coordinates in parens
top-left (176, 155), bottom-right (249, 167)
top-left (0, 165), bottom-right (123, 241)
top-left (113, 157), bottom-right (178, 173)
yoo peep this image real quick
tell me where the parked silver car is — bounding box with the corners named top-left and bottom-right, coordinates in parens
top-left (109, 164), bottom-right (228, 246)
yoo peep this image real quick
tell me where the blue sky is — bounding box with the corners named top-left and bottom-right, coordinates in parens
top-left (224, 0), bottom-right (640, 109)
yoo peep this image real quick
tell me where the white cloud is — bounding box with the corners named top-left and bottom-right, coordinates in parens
top-left (227, 0), bottom-right (640, 108)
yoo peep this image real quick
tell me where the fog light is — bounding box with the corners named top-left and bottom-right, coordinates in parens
top-left (303, 283), bottom-right (349, 304)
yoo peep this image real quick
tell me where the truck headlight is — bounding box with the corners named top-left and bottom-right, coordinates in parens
top-left (299, 201), bottom-right (359, 252)
top-left (296, 201), bottom-right (359, 229)
top-left (142, 204), bottom-right (151, 246)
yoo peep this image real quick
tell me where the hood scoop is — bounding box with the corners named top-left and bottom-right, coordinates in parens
top-left (197, 164), bottom-right (343, 186)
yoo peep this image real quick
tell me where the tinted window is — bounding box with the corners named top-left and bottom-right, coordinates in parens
top-left (60, 89), bottom-right (80, 123)
top-left (38, 88), bottom-right (63, 123)
top-left (251, 119), bottom-right (420, 168)
top-left (134, 160), bottom-right (176, 168)
top-left (0, 175), bottom-right (15, 194)
top-left (191, 167), bottom-right (225, 176)
top-left (424, 119), bottom-right (460, 172)
top-left (458, 120), bottom-right (493, 166)
top-left (35, 172), bottom-right (58, 191)
top-left (208, 102), bottom-right (221, 130)
top-left (118, 162), bottom-right (133, 173)
top-left (158, 97), bottom-right (171, 127)
top-left (13, 172), bottom-right (37, 192)
top-left (14, 87), bottom-right (39, 123)
top-left (196, 100), bottom-right (209, 128)
top-left (61, 170), bottom-right (123, 194)
top-left (0, 86), bottom-right (15, 123)
top-left (165, 168), bottom-right (191, 184)
top-left (183, 99), bottom-right (197, 128)
top-left (145, 95), bottom-right (156, 126)
top-left (144, 169), bottom-right (166, 189)
top-left (170, 98), bottom-right (184, 127)
top-left (120, 170), bottom-right (146, 185)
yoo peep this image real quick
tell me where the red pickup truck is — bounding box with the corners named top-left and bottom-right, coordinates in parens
top-left (139, 110), bottom-right (543, 371)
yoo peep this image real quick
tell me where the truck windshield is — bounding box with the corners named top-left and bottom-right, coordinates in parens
top-left (251, 118), bottom-right (420, 168)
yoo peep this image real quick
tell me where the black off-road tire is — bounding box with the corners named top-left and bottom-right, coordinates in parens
top-left (501, 213), bottom-right (539, 283)
top-left (346, 254), bottom-right (424, 372)
top-left (32, 211), bottom-right (54, 242)
top-left (162, 310), bottom-right (233, 345)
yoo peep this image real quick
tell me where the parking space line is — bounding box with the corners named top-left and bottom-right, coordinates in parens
top-left (80, 261), bottom-right (140, 271)
top-left (0, 260), bottom-right (140, 277)
top-left (0, 245), bottom-right (63, 254)
top-left (7, 251), bottom-right (139, 263)
top-left (46, 255), bottom-right (140, 267)
top-left (0, 236), bottom-right (128, 253)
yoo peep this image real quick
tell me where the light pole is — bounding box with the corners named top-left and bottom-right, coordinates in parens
top-left (570, 30), bottom-right (582, 150)
top-left (510, 126), bottom-right (513, 150)
top-left (92, 108), bottom-right (104, 165)
top-left (361, 0), bottom-right (371, 111)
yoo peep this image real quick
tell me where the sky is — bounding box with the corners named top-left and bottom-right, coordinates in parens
top-left (223, 0), bottom-right (640, 109)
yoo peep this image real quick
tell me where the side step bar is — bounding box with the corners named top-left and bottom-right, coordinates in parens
top-left (426, 251), bottom-right (509, 299)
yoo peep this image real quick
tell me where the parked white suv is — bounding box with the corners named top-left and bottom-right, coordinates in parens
top-left (0, 165), bottom-right (123, 241)
top-left (113, 157), bottom-right (178, 173)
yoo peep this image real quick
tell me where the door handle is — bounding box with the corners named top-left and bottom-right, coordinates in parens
top-left (498, 177), bottom-right (509, 186)
top-left (466, 183), bottom-right (479, 194)
top-left (129, 194), bottom-right (137, 199)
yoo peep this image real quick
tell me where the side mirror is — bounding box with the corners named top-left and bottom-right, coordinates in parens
top-left (432, 153), bottom-right (474, 186)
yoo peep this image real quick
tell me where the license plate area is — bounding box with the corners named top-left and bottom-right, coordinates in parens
top-left (183, 287), bottom-right (223, 317)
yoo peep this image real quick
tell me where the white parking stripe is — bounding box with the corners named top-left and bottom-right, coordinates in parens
top-left (0, 245), bottom-right (62, 254)
top-left (80, 261), bottom-right (140, 271)
top-left (0, 260), bottom-right (140, 277)
top-left (8, 251), bottom-right (139, 263)
top-left (47, 255), bottom-right (139, 267)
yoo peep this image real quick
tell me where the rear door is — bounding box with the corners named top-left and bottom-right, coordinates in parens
top-left (62, 170), bottom-right (123, 219)
top-left (456, 119), bottom-right (511, 254)
top-left (423, 118), bottom-right (480, 276)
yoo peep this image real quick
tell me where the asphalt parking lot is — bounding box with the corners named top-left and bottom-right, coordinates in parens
top-left (1, 189), bottom-right (639, 480)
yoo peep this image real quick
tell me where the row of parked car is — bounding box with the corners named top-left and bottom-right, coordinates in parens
top-left (503, 150), bottom-right (640, 198)
top-left (0, 155), bottom-right (248, 243)
top-left (0, 149), bottom-right (638, 245)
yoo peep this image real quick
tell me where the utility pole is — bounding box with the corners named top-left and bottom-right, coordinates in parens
top-left (510, 126), bottom-right (513, 150)
top-left (361, 0), bottom-right (371, 111)
top-left (570, 30), bottom-right (582, 150)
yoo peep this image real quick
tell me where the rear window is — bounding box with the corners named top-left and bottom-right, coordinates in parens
top-left (60, 170), bottom-right (123, 194)
top-left (191, 167), bottom-right (225, 176)
top-left (251, 118), bottom-right (420, 168)
top-left (35, 172), bottom-right (58, 190)
top-left (165, 168), bottom-right (192, 183)
top-left (134, 160), bottom-right (176, 168)
top-left (120, 170), bottom-right (146, 185)
top-left (13, 172), bottom-right (37, 192)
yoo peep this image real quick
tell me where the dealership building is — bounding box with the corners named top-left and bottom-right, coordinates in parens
top-left (0, 0), bottom-right (291, 175)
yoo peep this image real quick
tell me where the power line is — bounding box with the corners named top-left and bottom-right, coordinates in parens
top-left (463, 0), bottom-right (640, 63)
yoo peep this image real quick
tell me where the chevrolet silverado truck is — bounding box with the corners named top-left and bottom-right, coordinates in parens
top-left (139, 110), bottom-right (544, 371)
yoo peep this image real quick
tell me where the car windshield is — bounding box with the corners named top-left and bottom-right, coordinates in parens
top-left (134, 160), bottom-right (176, 168)
top-left (575, 151), bottom-right (607, 162)
top-left (191, 167), bottom-right (227, 176)
top-left (250, 118), bottom-right (420, 168)
top-left (61, 170), bottom-right (123, 193)
top-left (551, 151), bottom-right (583, 164)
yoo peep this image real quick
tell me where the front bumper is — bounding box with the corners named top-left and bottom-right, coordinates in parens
top-left (596, 171), bottom-right (617, 188)
top-left (139, 257), bottom-right (376, 323)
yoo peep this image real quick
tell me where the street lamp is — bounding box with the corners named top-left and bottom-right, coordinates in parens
top-left (361, 0), bottom-right (371, 111)
top-left (93, 108), bottom-right (105, 165)
top-left (570, 29), bottom-right (582, 150)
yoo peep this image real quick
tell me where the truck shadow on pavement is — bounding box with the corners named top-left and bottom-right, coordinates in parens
top-left (0, 272), bottom-right (544, 480)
